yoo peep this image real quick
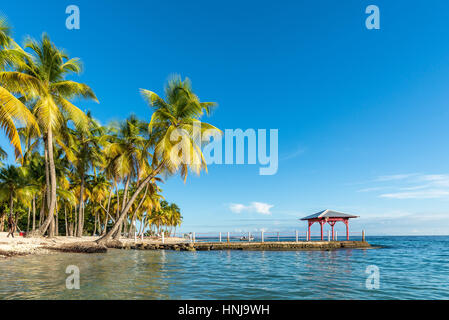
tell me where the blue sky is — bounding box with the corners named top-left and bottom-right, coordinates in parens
top-left (2, 0), bottom-right (449, 235)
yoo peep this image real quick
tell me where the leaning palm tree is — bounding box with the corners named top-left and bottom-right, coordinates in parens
top-left (97, 75), bottom-right (219, 244)
top-left (0, 16), bottom-right (39, 159)
top-left (0, 33), bottom-right (98, 236)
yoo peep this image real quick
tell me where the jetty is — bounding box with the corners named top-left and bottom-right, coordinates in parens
top-left (113, 240), bottom-right (371, 252)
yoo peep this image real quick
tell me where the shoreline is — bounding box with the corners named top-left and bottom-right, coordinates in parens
top-left (0, 232), bottom-right (371, 259)
top-left (0, 232), bottom-right (187, 259)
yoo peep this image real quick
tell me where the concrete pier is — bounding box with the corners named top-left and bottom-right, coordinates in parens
top-left (111, 240), bottom-right (371, 252)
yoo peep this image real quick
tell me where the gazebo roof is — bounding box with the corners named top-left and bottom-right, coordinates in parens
top-left (300, 209), bottom-right (358, 220)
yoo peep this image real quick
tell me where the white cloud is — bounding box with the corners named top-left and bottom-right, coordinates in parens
top-left (380, 190), bottom-right (449, 199)
top-left (375, 174), bottom-right (418, 182)
top-left (229, 202), bottom-right (274, 215)
top-left (229, 204), bottom-right (247, 213)
top-left (419, 174), bottom-right (449, 187)
top-left (357, 187), bottom-right (387, 193)
top-left (361, 173), bottom-right (449, 200)
top-left (251, 202), bottom-right (273, 215)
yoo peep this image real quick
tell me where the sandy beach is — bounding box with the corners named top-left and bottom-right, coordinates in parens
top-left (0, 232), bottom-right (187, 258)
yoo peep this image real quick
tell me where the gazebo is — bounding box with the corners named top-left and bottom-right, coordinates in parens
top-left (300, 209), bottom-right (359, 241)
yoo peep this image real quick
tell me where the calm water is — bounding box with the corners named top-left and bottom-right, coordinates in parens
top-left (0, 236), bottom-right (448, 299)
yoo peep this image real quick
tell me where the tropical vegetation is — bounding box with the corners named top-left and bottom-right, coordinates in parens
top-left (0, 16), bottom-right (219, 240)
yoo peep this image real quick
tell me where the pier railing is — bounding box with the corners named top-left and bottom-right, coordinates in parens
top-left (165, 230), bottom-right (366, 243)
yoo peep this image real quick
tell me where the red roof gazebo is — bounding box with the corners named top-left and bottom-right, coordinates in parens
top-left (300, 209), bottom-right (359, 241)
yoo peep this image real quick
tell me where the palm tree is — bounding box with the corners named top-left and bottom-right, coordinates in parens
top-left (0, 16), bottom-right (39, 160)
top-left (0, 33), bottom-right (98, 236)
top-left (69, 112), bottom-right (104, 236)
top-left (168, 203), bottom-right (182, 236)
top-left (21, 151), bottom-right (45, 231)
top-left (0, 165), bottom-right (33, 225)
top-left (0, 147), bottom-right (6, 167)
top-left (127, 177), bottom-right (162, 237)
top-left (97, 75), bottom-right (219, 244)
top-left (102, 115), bottom-right (151, 238)
top-left (137, 190), bottom-right (163, 237)
top-left (88, 174), bottom-right (111, 235)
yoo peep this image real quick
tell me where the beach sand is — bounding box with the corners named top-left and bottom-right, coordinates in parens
top-left (0, 232), bottom-right (187, 258)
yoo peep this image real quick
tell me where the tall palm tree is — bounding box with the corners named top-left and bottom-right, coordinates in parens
top-left (137, 189), bottom-right (163, 237)
top-left (69, 112), bottom-right (104, 236)
top-left (24, 152), bottom-right (46, 231)
top-left (88, 174), bottom-right (111, 235)
top-left (102, 115), bottom-right (150, 238)
top-left (0, 165), bottom-right (33, 224)
top-left (168, 203), bottom-right (182, 236)
top-left (0, 33), bottom-right (98, 236)
top-left (97, 75), bottom-right (219, 244)
top-left (0, 16), bottom-right (39, 159)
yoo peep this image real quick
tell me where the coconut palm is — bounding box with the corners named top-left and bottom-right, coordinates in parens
top-left (0, 33), bottom-right (98, 236)
top-left (21, 151), bottom-right (46, 231)
top-left (69, 112), bottom-right (104, 236)
top-left (88, 174), bottom-right (111, 235)
top-left (0, 165), bottom-right (33, 226)
top-left (168, 203), bottom-right (182, 236)
top-left (101, 115), bottom-right (151, 238)
top-left (0, 16), bottom-right (39, 159)
top-left (127, 177), bottom-right (162, 237)
top-left (137, 190), bottom-right (163, 237)
top-left (97, 76), bottom-right (219, 244)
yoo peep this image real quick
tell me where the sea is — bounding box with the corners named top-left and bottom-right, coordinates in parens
top-left (0, 236), bottom-right (448, 299)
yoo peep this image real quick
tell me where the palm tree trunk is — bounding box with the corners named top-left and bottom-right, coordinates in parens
top-left (129, 184), bottom-right (148, 238)
top-left (114, 175), bottom-right (130, 239)
top-left (138, 213), bottom-right (147, 237)
top-left (64, 206), bottom-right (68, 236)
top-left (97, 165), bottom-right (163, 245)
top-left (38, 129), bottom-right (57, 237)
top-left (55, 210), bottom-right (59, 236)
top-left (93, 210), bottom-right (97, 236)
top-left (32, 196), bottom-right (36, 231)
top-left (101, 188), bottom-right (113, 235)
top-left (112, 182), bottom-right (121, 239)
top-left (9, 193), bottom-right (13, 219)
top-left (74, 205), bottom-right (78, 236)
top-left (77, 174), bottom-right (85, 237)
top-left (54, 201), bottom-right (59, 236)
top-left (38, 195), bottom-right (44, 227)
top-left (27, 204), bottom-right (31, 232)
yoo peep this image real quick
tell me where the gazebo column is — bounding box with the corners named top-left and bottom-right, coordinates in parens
top-left (319, 220), bottom-right (325, 241)
top-left (308, 221), bottom-right (314, 241)
top-left (328, 221), bottom-right (336, 241)
top-left (344, 219), bottom-right (349, 240)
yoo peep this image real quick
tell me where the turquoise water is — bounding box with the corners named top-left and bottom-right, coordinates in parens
top-left (0, 236), bottom-right (448, 299)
